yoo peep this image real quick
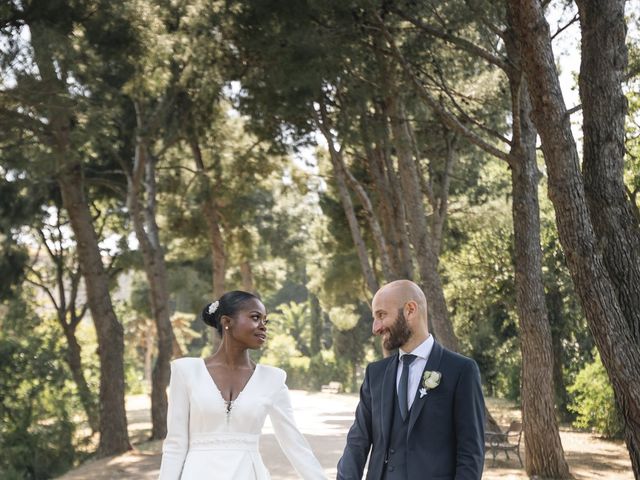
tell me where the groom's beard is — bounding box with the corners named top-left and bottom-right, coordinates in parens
top-left (383, 308), bottom-right (412, 351)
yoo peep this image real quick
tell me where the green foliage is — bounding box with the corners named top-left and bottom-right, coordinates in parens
top-left (268, 301), bottom-right (311, 356)
top-left (443, 201), bottom-right (520, 398)
top-left (0, 294), bottom-right (80, 479)
top-left (568, 354), bottom-right (624, 439)
top-left (307, 350), bottom-right (348, 390)
top-left (259, 331), bottom-right (309, 388)
top-left (329, 302), bottom-right (374, 392)
top-left (0, 173), bottom-right (49, 300)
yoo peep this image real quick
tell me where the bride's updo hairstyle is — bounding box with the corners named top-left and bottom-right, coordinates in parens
top-left (202, 290), bottom-right (261, 337)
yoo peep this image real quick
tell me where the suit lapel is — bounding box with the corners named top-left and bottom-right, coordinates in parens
top-left (407, 341), bottom-right (444, 435)
top-left (380, 354), bottom-right (399, 451)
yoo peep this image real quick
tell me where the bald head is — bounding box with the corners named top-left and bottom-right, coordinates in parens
top-left (371, 280), bottom-right (429, 351)
top-left (374, 280), bottom-right (428, 322)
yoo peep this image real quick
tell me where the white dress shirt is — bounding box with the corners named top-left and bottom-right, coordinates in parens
top-left (397, 335), bottom-right (434, 411)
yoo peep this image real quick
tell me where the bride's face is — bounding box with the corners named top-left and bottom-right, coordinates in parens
top-left (226, 298), bottom-right (268, 349)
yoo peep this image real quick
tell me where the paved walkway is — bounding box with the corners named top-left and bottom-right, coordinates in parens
top-left (57, 391), bottom-right (359, 480)
top-left (57, 391), bottom-right (633, 480)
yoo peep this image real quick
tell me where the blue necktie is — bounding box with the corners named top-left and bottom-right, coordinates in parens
top-left (398, 354), bottom-right (417, 421)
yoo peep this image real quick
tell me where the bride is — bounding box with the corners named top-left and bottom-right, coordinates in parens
top-left (158, 290), bottom-right (326, 479)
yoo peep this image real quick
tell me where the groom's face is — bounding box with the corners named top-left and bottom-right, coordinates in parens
top-left (383, 308), bottom-right (412, 351)
top-left (372, 291), bottom-right (413, 350)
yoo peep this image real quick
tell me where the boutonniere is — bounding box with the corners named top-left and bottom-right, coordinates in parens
top-left (419, 371), bottom-right (442, 398)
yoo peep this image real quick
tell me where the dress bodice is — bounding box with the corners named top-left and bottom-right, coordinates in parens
top-left (158, 357), bottom-right (326, 480)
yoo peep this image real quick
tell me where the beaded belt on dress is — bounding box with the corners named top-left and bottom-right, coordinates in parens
top-left (188, 432), bottom-right (260, 451)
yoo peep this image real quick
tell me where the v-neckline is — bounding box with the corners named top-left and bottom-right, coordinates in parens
top-left (201, 358), bottom-right (259, 403)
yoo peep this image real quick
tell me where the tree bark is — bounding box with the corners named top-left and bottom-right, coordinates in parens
top-left (240, 260), bottom-right (255, 293)
top-left (546, 282), bottom-right (571, 421)
top-left (577, 0), bottom-right (640, 343)
top-left (30, 21), bottom-right (131, 456)
top-left (510, 1), bottom-right (640, 475)
top-left (315, 101), bottom-right (379, 296)
top-left (62, 322), bottom-right (99, 433)
top-left (386, 94), bottom-right (459, 351)
top-left (189, 135), bottom-right (227, 301)
top-left (430, 132), bottom-right (457, 254)
top-left (360, 111), bottom-right (412, 280)
top-left (309, 293), bottom-right (323, 356)
top-left (189, 134), bottom-right (226, 351)
top-left (145, 321), bottom-right (154, 388)
top-left (371, 52), bottom-right (415, 281)
top-left (342, 153), bottom-right (394, 281)
top-left (502, 7), bottom-right (572, 476)
top-left (32, 220), bottom-right (99, 433)
top-left (126, 105), bottom-right (173, 440)
top-left (506, 74), bottom-right (571, 479)
top-left (57, 168), bottom-right (131, 456)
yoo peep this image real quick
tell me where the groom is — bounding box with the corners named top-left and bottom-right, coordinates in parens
top-left (337, 280), bottom-right (485, 479)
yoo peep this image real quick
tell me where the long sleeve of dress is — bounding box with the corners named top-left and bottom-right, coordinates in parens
top-left (268, 375), bottom-right (327, 480)
top-left (158, 360), bottom-right (190, 480)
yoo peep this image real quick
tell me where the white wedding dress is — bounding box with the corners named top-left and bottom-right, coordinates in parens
top-left (158, 357), bottom-right (326, 480)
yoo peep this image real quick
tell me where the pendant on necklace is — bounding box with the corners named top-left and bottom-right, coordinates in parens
top-left (225, 400), bottom-right (233, 424)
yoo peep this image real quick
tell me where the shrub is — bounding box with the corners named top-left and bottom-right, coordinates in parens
top-left (567, 354), bottom-right (624, 439)
top-left (0, 297), bottom-right (80, 479)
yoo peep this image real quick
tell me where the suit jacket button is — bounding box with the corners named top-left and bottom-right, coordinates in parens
top-left (388, 466), bottom-right (395, 472)
top-left (389, 449), bottom-right (395, 454)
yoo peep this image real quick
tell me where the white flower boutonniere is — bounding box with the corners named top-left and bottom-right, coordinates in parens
top-left (419, 371), bottom-right (442, 398)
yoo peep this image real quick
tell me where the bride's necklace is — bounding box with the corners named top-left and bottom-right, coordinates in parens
top-left (225, 398), bottom-right (234, 424)
top-left (219, 362), bottom-right (255, 424)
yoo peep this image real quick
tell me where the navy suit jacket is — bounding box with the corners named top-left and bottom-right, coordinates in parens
top-left (337, 341), bottom-right (485, 480)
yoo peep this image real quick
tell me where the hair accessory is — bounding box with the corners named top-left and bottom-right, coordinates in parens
top-left (207, 300), bottom-right (220, 315)
top-left (225, 326), bottom-right (229, 330)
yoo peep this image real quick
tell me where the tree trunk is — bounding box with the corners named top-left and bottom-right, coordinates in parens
top-left (145, 322), bottom-right (154, 389)
top-left (189, 136), bottom-right (227, 301)
top-left (371, 54), bottom-right (415, 281)
top-left (342, 163), bottom-right (394, 281)
top-left (502, 9), bottom-right (572, 476)
top-left (62, 324), bottom-right (99, 433)
top-left (386, 94), bottom-right (459, 351)
top-left (376, 26), bottom-right (462, 354)
top-left (57, 169), bottom-right (131, 456)
top-left (240, 260), bottom-right (255, 293)
top-left (39, 214), bottom-right (99, 434)
top-left (315, 102), bottom-right (379, 295)
top-left (577, 0), bottom-right (640, 343)
top-left (360, 111), bottom-right (411, 280)
top-left (578, 1), bottom-right (640, 471)
top-left (381, 140), bottom-right (415, 280)
top-left (431, 132), bottom-right (456, 254)
top-left (546, 282), bottom-right (571, 421)
top-left (30, 21), bottom-right (131, 455)
top-left (189, 135), bottom-right (226, 350)
top-left (127, 110), bottom-right (174, 440)
top-left (510, 1), bottom-right (640, 475)
top-left (309, 293), bottom-right (322, 356)
top-left (504, 41), bottom-right (571, 474)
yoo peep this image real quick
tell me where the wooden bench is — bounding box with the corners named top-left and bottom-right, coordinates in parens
top-left (321, 381), bottom-right (343, 394)
top-left (484, 420), bottom-right (523, 467)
